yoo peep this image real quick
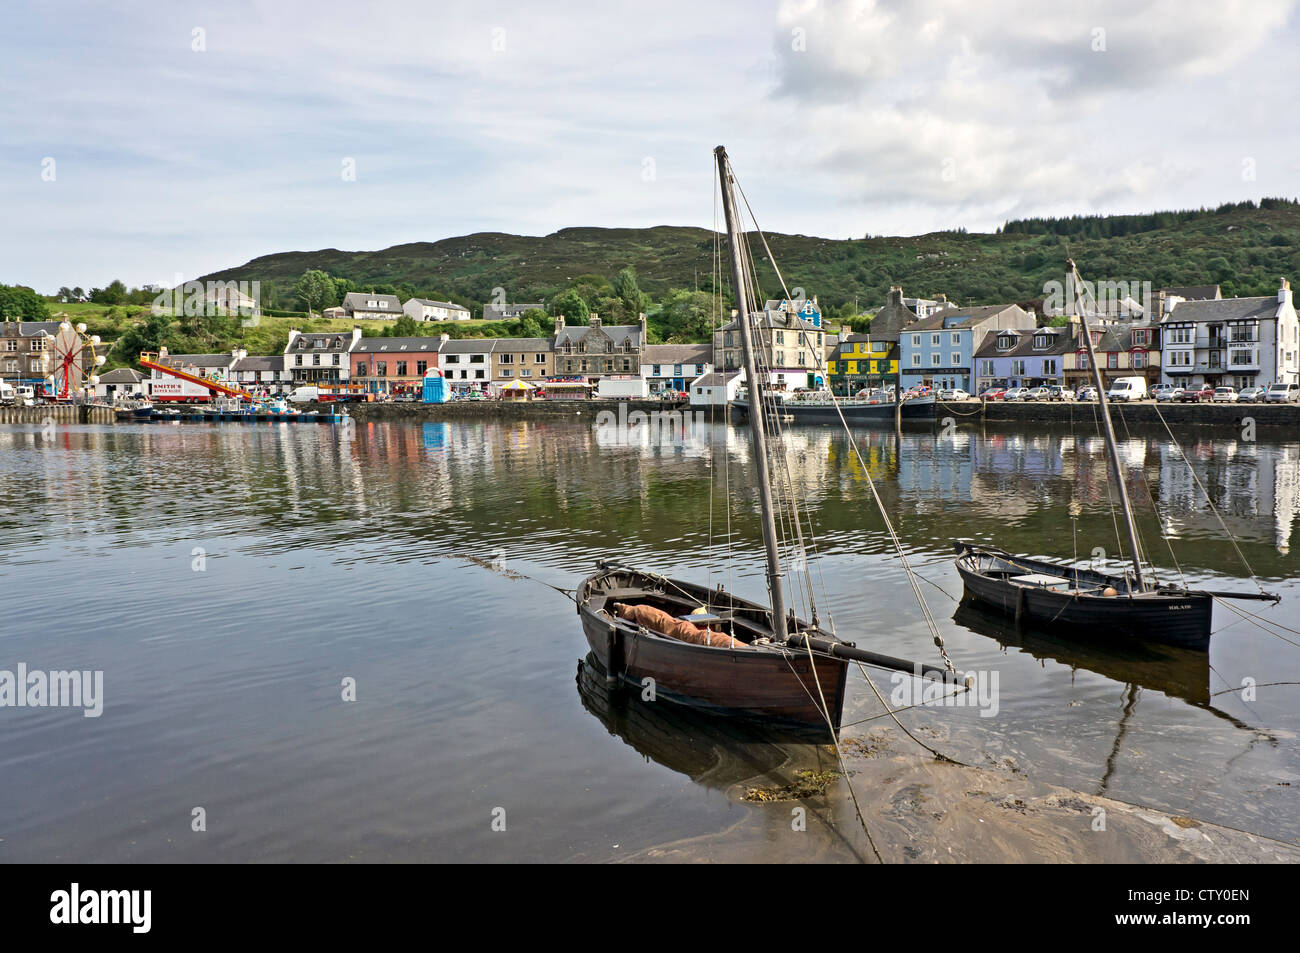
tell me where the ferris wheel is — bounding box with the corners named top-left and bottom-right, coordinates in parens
top-left (48, 321), bottom-right (106, 401)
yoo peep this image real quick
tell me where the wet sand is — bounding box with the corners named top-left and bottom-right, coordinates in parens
top-left (623, 724), bottom-right (1300, 863)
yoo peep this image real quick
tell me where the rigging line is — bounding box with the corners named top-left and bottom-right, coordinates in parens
top-left (1211, 596), bottom-right (1300, 648)
top-left (853, 663), bottom-right (971, 765)
top-left (1116, 403), bottom-right (1186, 590)
top-left (1149, 399), bottom-right (1267, 595)
top-left (780, 652), bottom-right (884, 863)
top-left (1089, 395), bottom-right (1130, 571)
top-left (1209, 680), bottom-right (1300, 698)
top-left (731, 161), bottom-right (957, 674)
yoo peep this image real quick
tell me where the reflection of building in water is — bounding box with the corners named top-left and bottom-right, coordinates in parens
top-left (899, 432), bottom-right (974, 508)
top-left (1157, 440), bottom-right (1300, 552)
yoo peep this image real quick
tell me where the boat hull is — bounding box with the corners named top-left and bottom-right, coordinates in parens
top-left (577, 566), bottom-right (848, 733)
top-left (729, 395), bottom-right (936, 423)
top-left (953, 543), bottom-right (1214, 650)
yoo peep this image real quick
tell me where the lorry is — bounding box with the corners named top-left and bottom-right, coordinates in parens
top-left (147, 377), bottom-right (218, 402)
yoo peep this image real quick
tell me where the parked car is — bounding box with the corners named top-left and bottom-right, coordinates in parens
top-left (1212, 386), bottom-right (1238, 403)
top-left (938, 388), bottom-right (971, 400)
top-left (1076, 386), bottom-right (1098, 401)
top-left (1003, 387), bottom-right (1031, 401)
top-left (979, 386), bottom-right (1007, 400)
top-left (1024, 386), bottom-right (1052, 401)
top-left (1236, 385), bottom-right (1267, 402)
top-left (1155, 386), bottom-right (1184, 402)
top-left (1045, 386), bottom-right (1072, 401)
top-left (1150, 383), bottom-right (1179, 401)
top-left (1264, 382), bottom-right (1300, 403)
top-left (1106, 377), bottom-right (1148, 402)
top-left (1177, 385), bottom-right (1215, 402)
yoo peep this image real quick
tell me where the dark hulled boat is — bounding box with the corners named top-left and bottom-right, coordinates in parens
top-left (954, 259), bottom-right (1278, 650)
top-left (953, 542), bottom-right (1214, 649)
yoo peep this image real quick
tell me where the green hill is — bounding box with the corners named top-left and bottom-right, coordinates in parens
top-left (202, 200), bottom-right (1300, 312)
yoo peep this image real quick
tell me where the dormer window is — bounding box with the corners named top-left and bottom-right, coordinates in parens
top-left (996, 334), bottom-right (1016, 351)
top-left (1033, 333), bottom-right (1050, 349)
top-left (1131, 329), bottom-right (1148, 346)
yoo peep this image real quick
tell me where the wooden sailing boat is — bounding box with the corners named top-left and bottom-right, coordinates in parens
top-left (577, 147), bottom-right (963, 733)
top-left (954, 259), bottom-right (1278, 651)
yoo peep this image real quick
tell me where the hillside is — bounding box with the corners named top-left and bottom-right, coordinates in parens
top-left (201, 201), bottom-right (1300, 311)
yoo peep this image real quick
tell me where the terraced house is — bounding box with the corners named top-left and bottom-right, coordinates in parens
top-left (1064, 320), bottom-right (1162, 392)
top-left (713, 310), bottom-right (826, 390)
top-left (974, 324), bottom-right (1073, 392)
top-left (900, 304), bottom-right (1035, 393)
top-left (553, 314), bottom-right (645, 379)
top-left (284, 327), bottom-right (362, 385)
top-left (0, 320), bottom-right (57, 385)
top-left (641, 343), bottom-right (711, 394)
top-left (351, 336), bottom-right (440, 396)
top-left (827, 286), bottom-right (931, 394)
top-left (439, 338), bottom-right (495, 391)
top-left (1159, 279), bottom-right (1299, 392)
top-left (492, 337), bottom-right (552, 383)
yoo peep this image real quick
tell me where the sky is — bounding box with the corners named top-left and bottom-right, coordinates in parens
top-left (3, 0), bottom-right (1299, 293)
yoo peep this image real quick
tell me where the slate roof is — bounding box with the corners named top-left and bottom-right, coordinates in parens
top-left (904, 304), bottom-right (1026, 331)
top-left (642, 343), bottom-right (711, 364)
top-left (343, 292), bottom-right (402, 312)
top-left (351, 337), bottom-right (441, 353)
top-left (555, 323), bottom-right (642, 348)
top-left (1162, 296), bottom-right (1279, 324)
top-left (975, 326), bottom-right (1074, 358)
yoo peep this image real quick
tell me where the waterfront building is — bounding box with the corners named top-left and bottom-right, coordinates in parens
top-left (763, 297), bottom-right (823, 328)
top-left (553, 314), bottom-right (646, 380)
top-left (826, 286), bottom-right (928, 393)
top-left (0, 320), bottom-right (58, 386)
top-left (439, 338), bottom-right (496, 392)
top-left (283, 327), bottom-right (363, 385)
top-left (689, 369), bottom-right (743, 407)
top-left (342, 292), bottom-right (402, 321)
top-left (641, 343), bottom-right (711, 394)
top-left (351, 336), bottom-right (440, 396)
top-left (975, 325), bottom-right (1073, 392)
top-left (1063, 320), bottom-right (1162, 392)
top-left (1159, 279), bottom-right (1299, 391)
top-left (491, 337), bottom-right (553, 384)
top-left (91, 367), bottom-right (146, 400)
top-left (900, 303), bottom-right (1035, 393)
top-left (231, 354), bottom-right (292, 394)
top-left (713, 310), bottom-right (826, 391)
top-left (403, 298), bottom-right (471, 322)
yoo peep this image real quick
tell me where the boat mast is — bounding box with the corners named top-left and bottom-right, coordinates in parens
top-left (1069, 258), bottom-right (1146, 589)
top-left (715, 145), bottom-right (788, 640)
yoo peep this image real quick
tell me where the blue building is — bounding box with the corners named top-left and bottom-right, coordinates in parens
top-left (899, 304), bottom-right (1036, 392)
top-left (973, 325), bottom-right (1073, 392)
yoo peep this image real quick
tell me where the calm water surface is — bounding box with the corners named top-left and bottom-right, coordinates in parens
top-left (0, 415), bottom-right (1297, 861)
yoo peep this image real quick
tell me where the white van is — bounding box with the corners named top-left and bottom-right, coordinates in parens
top-left (0, 382), bottom-right (14, 405)
top-left (287, 385), bottom-right (319, 404)
top-left (1106, 377), bottom-right (1147, 402)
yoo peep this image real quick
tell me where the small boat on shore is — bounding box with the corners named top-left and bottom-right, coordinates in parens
top-left (954, 259), bottom-right (1279, 650)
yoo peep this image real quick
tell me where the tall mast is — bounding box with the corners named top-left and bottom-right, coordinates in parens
top-left (1069, 258), bottom-right (1145, 589)
top-left (715, 145), bottom-right (788, 640)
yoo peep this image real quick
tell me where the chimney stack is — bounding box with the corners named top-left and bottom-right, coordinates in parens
top-left (1280, 277), bottom-right (1293, 307)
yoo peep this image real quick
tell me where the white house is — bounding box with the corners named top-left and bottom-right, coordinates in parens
top-left (690, 369), bottom-right (743, 407)
top-left (403, 298), bottom-right (471, 322)
top-left (284, 327), bottom-right (363, 384)
top-left (1160, 278), bottom-right (1299, 391)
top-left (641, 343), bottom-right (712, 395)
top-left (342, 292), bottom-right (402, 320)
top-left (438, 338), bottom-right (496, 391)
top-left (91, 367), bottom-right (146, 399)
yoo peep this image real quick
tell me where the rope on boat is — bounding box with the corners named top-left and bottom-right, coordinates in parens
top-left (1211, 596), bottom-right (1300, 649)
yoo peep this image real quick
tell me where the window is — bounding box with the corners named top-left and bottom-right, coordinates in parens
top-left (500, 354), bottom-right (514, 364)
top-left (534, 353), bottom-right (546, 364)
top-left (1080, 353), bottom-right (1090, 369)
top-left (1131, 329), bottom-right (1148, 346)
top-left (1169, 326), bottom-right (1191, 345)
top-left (980, 360), bottom-right (994, 376)
top-left (997, 335), bottom-right (1015, 350)
top-left (1033, 334), bottom-right (1050, 349)
top-left (1107, 353), bottom-right (1118, 369)
top-left (1132, 352), bottom-right (1145, 368)
top-left (652, 365), bottom-right (661, 376)
top-left (332, 354), bottom-right (340, 365)
top-left (376, 362), bottom-right (387, 376)
top-left (4, 359), bottom-right (17, 372)
top-left (501, 369), bottom-right (512, 377)
top-left (912, 353), bottom-right (921, 366)
top-left (396, 361), bottom-right (407, 376)
top-left (470, 354), bottom-right (485, 363)
top-left (417, 361), bottom-right (427, 375)
top-left (313, 354), bottom-right (321, 366)
top-left (30, 338), bottom-right (46, 351)
top-left (951, 352), bottom-right (961, 367)
top-left (356, 362), bottom-right (368, 376)
top-left (930, 352), bottom-right (940, 366)
top-left (475, 369), bottom-right (485, 379)
top-left (1044, 359), bottom-right (1057, 375)
top-left (911, 334), bottom-right (921, 348)
top-left (1011, 360), bottom-right (1025, 376)
top-left (673, 364), bottom-right (681, 376)
top-left (521, 369), bottom-right (531, 377)
top-left (951, 332), bottom-right (961, 346)
top-left (3, 340), bottom-right (16, 352)
top-left (931, 334), bottom-right (941, 346)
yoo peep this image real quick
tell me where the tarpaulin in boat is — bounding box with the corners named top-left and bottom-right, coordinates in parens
top-left (611, 603), bottom-right (742, 648)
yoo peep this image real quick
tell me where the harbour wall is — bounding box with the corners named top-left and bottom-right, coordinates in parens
top-left (0, 404), bottom-right (115, 424)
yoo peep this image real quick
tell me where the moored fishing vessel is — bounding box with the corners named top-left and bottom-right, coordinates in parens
top-left (954, 260), bottom-right (1278, 650)
top-left (577, 146), bottom-right (965, 734)
top-left (730, 389), bottom-right (936, 423)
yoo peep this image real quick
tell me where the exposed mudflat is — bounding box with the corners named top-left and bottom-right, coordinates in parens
top-left (624, 725), bottom-right (1300, 864)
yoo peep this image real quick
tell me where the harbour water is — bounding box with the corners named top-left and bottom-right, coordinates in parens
top-left (0, 416), bottom-right (1296, 861)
